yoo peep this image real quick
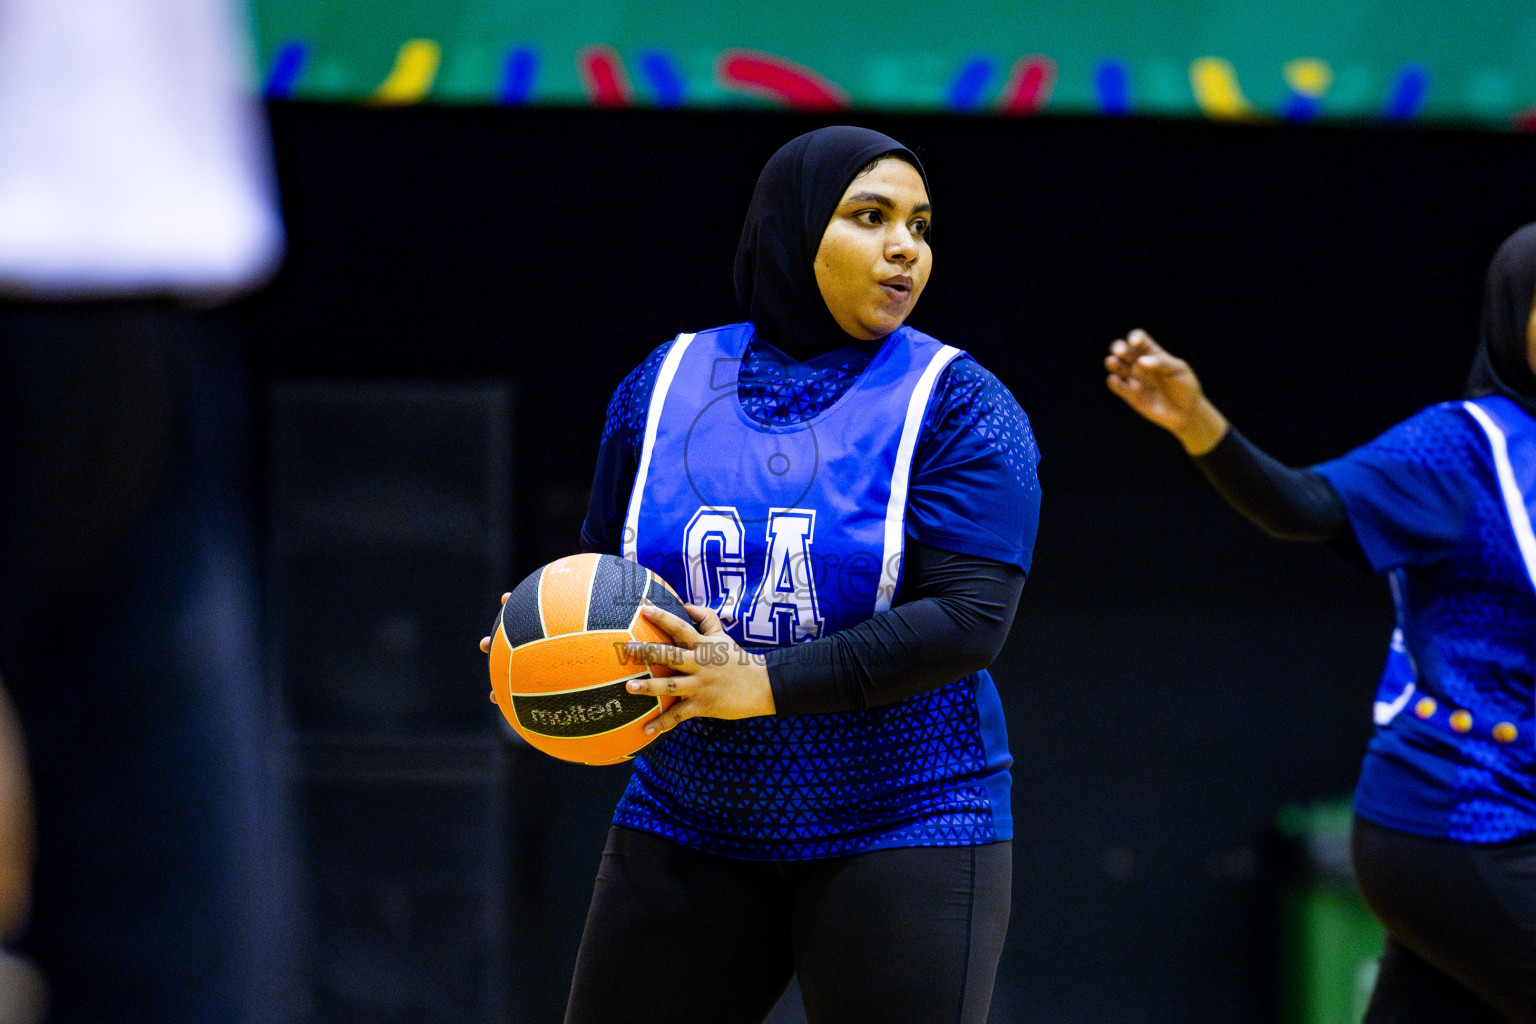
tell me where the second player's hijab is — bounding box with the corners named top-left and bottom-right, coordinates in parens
top-left (733, 125), bottom-right (928, 359)
top-left (1465, 222), bottom-right (1536, 418)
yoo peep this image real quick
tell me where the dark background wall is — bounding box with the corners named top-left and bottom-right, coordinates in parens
top-left (236, 104), bottom-right (1536, 1023)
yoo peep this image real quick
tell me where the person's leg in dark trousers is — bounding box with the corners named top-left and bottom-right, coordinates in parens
top-left (564, 827), bottom-right (796, 1024)
top-left (1355, 817), bottom-right (1536, 1024)
top-left (0, 301), bottom-right (299, 1024)
top-left (793, 842), bottom-right (1011, 1024)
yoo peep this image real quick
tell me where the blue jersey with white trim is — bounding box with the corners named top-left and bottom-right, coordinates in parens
top-left (599, 322), bottom-right (1030, 859)
top-left (1313, 396), bottom-right (1536, 842)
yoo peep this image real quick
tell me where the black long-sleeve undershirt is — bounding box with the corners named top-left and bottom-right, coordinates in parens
top-left (765, 540), bottom-right (1024, 716)
top-left (1191, 427), bottom-right (1368, 563)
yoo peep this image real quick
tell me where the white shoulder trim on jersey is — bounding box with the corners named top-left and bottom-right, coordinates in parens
top-left (623, 333), bottom-right (696, 561)
top-left (876, 344), bottom-right (963, 611)
top-left (1463, 400), bottom-right (1536, 595)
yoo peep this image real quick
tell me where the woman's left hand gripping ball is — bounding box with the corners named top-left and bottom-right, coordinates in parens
top-left (479, 592), bottom-right (510, 704)
top-left (624, 602), bottom-right (776, 735)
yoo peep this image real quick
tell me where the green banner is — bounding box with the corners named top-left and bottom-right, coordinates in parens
top-left (251, 0), bottom-right (1536, 129)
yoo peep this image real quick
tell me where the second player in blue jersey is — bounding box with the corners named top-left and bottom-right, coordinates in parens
top-left (1105, 223), bottom-right (1536, 1024)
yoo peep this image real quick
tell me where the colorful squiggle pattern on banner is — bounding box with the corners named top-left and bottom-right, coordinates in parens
top-left (261, 41), bottom-right (1533, 128)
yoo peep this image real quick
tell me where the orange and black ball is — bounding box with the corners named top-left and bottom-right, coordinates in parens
top-left (487, 553), bottom-right (682, 765)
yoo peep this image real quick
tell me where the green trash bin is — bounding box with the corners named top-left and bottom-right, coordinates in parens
top-left (1276, 799), bottom-right (1385, 1024)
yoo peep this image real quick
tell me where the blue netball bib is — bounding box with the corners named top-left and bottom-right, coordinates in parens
top-left (623, 322), bottom-right (957, 637)
top-left (613, 322), bottom-right (1014, 859)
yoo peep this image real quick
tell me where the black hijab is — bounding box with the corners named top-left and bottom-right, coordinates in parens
top-left (733, 126), bottom-right (928, 358)
top-left (1465, 222), bottom-right (1536, 419)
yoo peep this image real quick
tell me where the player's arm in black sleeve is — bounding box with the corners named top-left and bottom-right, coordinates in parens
top-left (1189, 427), bottom-right (1369, 566)
top-left (1190, 427), bottom-right (1348, 541)
top-left (764, 540), bottom-right (1025, 715)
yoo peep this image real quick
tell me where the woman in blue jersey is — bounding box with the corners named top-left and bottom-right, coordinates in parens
top-left (1105, 223), bottom-right (1536, 1023)
top-left (564, 127), bottom-right (1039, 1023)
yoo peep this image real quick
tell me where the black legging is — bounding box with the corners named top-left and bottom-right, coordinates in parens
top-left (564, 827), bottom-right (1012, 1024)
top-left (1353, 816), bottom-right (1536, 1023)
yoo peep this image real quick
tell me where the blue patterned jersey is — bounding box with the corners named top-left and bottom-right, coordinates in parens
top-left (1313, 397), bottom-right (1536, 842)
top-left (583, 323), bottom-right (1040, 859)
